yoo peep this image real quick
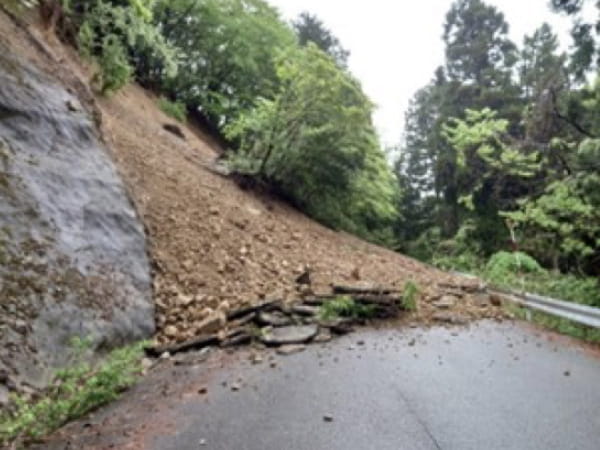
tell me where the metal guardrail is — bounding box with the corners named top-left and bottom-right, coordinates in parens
top-left (489, 287), bottom-right (600, 329)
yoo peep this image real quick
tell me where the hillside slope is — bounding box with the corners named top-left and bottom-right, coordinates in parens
top-left (98, 86), bottom-right (488, 345)
top-left (1, 11), bottom-right (499, 351)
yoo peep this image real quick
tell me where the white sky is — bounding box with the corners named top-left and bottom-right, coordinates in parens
top-left (269, 0), bottom-right (594, 146)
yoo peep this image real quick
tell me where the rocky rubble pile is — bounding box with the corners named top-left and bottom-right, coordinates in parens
top-left (146, 280), bottom-right (508, 357)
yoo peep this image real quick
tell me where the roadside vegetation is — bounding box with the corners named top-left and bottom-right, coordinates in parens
top-left (0, 338), bottom-right (146, 447)
top-left (505, 303), bottom-right (600, 345)
top-left (318, 296), bottom-right (376, 321)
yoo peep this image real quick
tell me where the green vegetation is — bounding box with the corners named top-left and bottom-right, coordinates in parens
top-left (402, 281), bottom-right (420, 311)
top-left (483, 252), bottom-right (600, 307)
top-left (0, 338), bottom-right (146, 447)
top-left (225, 44), bottom-right (398, 242)
top-left (395, 0), bottom-right (600, 304)
top-left (506, 303), bottom-right (600, 344)
top-left (157, 97), bottom-right (187, 122)
top-left (63, 0), bottom-right (178, 94)
top-left (318, 296), bottom-right (376, 321)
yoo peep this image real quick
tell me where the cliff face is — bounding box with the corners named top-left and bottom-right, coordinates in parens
top-left (0, 47), bottom-right (154, 401)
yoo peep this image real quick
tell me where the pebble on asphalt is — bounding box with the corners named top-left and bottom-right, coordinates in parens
top-left (323, 414), bottom-right (334, 422)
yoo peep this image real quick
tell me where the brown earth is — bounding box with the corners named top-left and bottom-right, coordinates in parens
top-left (0, 10), bottom-right (507, 349)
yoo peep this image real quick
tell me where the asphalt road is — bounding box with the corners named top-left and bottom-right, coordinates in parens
top-left (44, 320), bottom-right (600, 450)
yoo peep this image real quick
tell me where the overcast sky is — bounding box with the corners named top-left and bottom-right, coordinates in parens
top-left (269, 0), bottom-right (594, 147)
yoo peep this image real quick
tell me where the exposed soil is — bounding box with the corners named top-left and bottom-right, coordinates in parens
top-left (0, 10), bottom-right (507, 352)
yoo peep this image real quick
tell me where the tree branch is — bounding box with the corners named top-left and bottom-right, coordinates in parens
top-left (550, 88), bottom-right (598, 138)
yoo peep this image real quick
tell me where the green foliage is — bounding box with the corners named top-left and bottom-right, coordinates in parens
top-left (293, 11), bottom-right (349, 68)
top-left (0, 339), bottom-right (146, 446)
top-left (157, 97), bottom-right (187, 122)
top-left (64, 0), bottom-right (178, 94)
top-left (482, 252), bottom-right (600, 307)
top-left (95, 34), bottom-right (134, 94)
top-left (443, 108), bottom-right (540, 211)
top-left (485, 251), bottom-right (543, 279)
top-left (318, 296), bottom-right (376, 320)
top-left (402, 281), bottom-right (420, 311)
top-left (506, 303), bottom-right (600, 344)
top-left (225, 44), bottom-right (398, 243)
top-left (154, 0), bottom-right (295, 127)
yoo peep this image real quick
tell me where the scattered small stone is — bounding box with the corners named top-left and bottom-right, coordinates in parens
top-left (323, 414), bottom-right (334, 422)
top-left (163, 123), bottom-right (186, 139)
top-left (198, 387), bottom-right (207, 395)
top-left (276, 344), bottom-right (306, 356)
top-left (65, 99), bottom-right (80, 112)
top-left (433, 295), bottom-right (457, 309)
top-left (356, 340), bottom-right (365, 346)
top-left (564, 370), bottom-right (570, 377)
top-left (408, 338), bottom-right (416, 346)
top-left (313, 330), bottom-right (332, 343)
top-left (432, 312), bottom-right (469, 325)
top-left (231, 382), bottom-right (241, 392)
top-left (160, 352), bottom-right (171, 360)
top-left (199, 438), bottom-right (207, 446)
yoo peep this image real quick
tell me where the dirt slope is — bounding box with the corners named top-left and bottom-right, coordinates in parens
top-left (1, 11), bottom-right (502, 349)
top-left (98, 86), bottom-right (488, 345)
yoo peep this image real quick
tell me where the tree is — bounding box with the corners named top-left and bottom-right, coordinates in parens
top-left (394, 85), bottom-right (438, 244)
top-left (443, 0), bottom-right (517, 87)
top-left (225, 44), bottom-right (398, 243)
top-left (293, 11), bottom-right (349, 68)
top-left (550, 0), bottom-right (600, 79)
top-left (154, 0), bottom-right (296, 128)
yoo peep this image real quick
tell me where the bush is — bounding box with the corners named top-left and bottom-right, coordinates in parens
top-left (318, 296), bottom-right (376, 320)
top-left (64, 0), bottom-right (178, 95)
top-left (95, 35), bottom-right (133, 94)
top-left (485, 251), bottom-right (544, 280)
top-left (0, 338), bottom-right (146, 446)
top-left (402, 281), bottom-right (420, 311)
top-left (225, 45), bottom-right (398, 243)
top-left (158, 97), bottom-right (187, 122)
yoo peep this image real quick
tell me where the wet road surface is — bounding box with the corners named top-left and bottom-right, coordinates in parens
top-left (44, 320), bottom-right (600, 450)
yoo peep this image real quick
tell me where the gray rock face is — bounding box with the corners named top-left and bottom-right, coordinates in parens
top-left (0, 50), bottom-right (153, 393)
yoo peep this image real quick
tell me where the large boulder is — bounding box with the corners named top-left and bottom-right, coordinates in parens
top-left (0, 50), bottom-right (153, 401)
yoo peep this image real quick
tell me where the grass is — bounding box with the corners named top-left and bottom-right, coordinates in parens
top-left (505, 303), bottom-right (600, 345)
top-left (402, 281), bottom-right (420, 311)
top-left (157, 97), bottom-right (187, 122)
top-left (318, 296), bottom-right (376, 320)
top-left (0, 338), bottom-right (147, 447)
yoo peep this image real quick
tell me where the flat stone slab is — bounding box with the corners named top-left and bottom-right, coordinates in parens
top-left (260, 325), bottom-right (319, 346)
top-left (433, 295), bottom-right (457, 309)
top-left (257, 311), bottom-right (292, 327)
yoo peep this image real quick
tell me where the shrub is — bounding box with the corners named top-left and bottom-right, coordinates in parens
top-left (318, 296), bottom-right (376, 320)
top-left (402, 281), bottom-right (420, 311)
top-left (96, 35), bottom-right (133, 94)
top-left (485, 251), bottom-right (543, 279)
top-left (157, 97), bottom-right (186, 122)
top-left (64, 0), bottom-right (178, 95)
top-left (0, 338), bottom-right (146, 446)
